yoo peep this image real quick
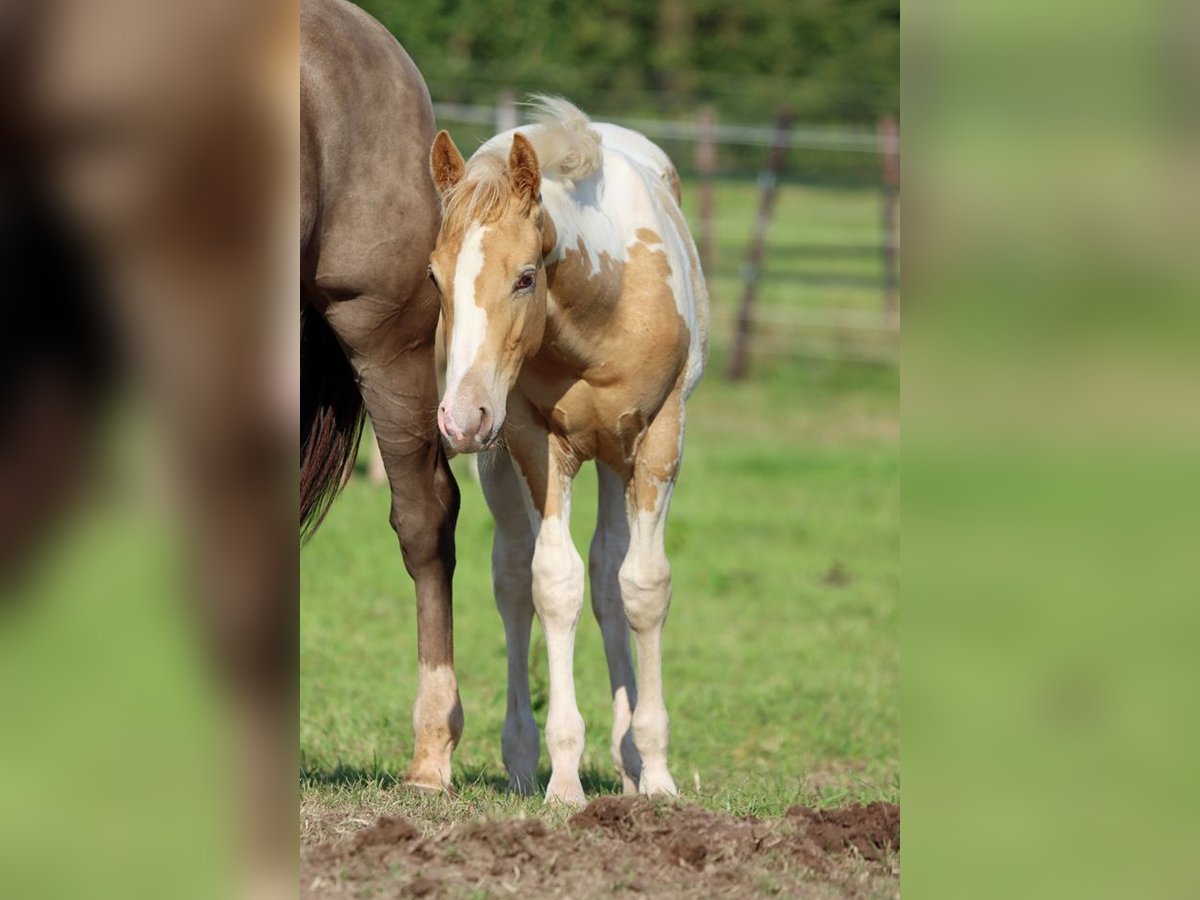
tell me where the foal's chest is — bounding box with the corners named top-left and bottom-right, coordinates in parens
top-left (515, 358), bottom-right (672, 475)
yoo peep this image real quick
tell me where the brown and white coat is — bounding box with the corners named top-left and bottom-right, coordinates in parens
top-left (429, 98), bottom-right (708, 803)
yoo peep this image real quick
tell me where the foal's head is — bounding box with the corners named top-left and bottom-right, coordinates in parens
top-left (428, 131), bottom-right (554, 454)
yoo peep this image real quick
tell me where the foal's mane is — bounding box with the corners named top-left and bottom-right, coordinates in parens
top-left (440, 95), bottom-right (602, 235)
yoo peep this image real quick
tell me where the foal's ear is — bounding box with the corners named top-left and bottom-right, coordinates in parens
top-left (430, 130), bottom-right (466, 195)
top-left (508, 133), bottom-right (541, 212)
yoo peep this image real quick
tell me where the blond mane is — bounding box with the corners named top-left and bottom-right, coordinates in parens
top-left (441, 95), bottom-right (602, 235)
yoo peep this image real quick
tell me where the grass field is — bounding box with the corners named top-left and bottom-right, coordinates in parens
top-left (301, 182), bottom-right (899, 841)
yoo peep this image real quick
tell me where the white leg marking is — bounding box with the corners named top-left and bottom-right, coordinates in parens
top-left (523, 475), bottom-right (586, 806)
top-left (621, 480), bottom-right (679, 797)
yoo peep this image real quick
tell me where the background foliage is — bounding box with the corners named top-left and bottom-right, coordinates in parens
top-left (358, 0), bottom-right (897, 120)
top-left (356, 0), bottom-right (899, 180)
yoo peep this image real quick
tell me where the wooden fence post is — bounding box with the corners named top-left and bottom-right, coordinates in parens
top-left (695, 105), bottom-right (717, 276)
top-left (879, 115), bottom-right (900, 329)
top-left (727, 108), bottom-right (793, 381)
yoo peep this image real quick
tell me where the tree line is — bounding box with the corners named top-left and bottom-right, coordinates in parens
top-left (356, 0), bottom-right (898, 181)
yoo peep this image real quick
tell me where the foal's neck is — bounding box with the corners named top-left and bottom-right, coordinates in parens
top-left (542, 214), bottom-right (624, 359)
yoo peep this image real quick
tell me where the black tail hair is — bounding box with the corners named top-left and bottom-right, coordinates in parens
top-left (299, 301), bottom-right (364, 539)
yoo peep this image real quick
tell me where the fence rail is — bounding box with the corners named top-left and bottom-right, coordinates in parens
top-left (431, 102), bottom-right (896, 154)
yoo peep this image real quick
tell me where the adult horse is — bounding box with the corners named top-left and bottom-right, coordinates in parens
top-left (428, 98), bottom-right (708, 804)
top-left (301, 0), bottom-right (461, 791)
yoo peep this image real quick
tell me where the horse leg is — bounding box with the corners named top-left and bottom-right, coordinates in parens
top-left (324, 296), bottom-right (462, 791)
top-left (590, 462), bottom-right (640, 794)
top-left (531, 475), bottom-right (586, 805)
top-left (506, 409), bottom-right (586, 805)
top-left (369, 355), bottom-right (462, 790)
top-left (478, 449), bottom-right (540, 794)
top-left (621, 392), bottom-right (685, 797)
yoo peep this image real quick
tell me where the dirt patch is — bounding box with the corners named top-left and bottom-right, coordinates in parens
top-left (302, 796), bottom-right (899, 898)
top-left (788, 801), bottom-right (900, 862)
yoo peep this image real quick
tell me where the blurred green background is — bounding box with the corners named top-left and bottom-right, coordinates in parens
top-left (905, 1), bottom-right (1200, 898)
top-left (359, 0), bottom-right (899, 183)
top-left (358, 0), bottom-right (898, 119)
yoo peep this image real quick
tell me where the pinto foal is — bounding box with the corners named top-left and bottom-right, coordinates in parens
top-left (428, 99), bottom-right (708, 804)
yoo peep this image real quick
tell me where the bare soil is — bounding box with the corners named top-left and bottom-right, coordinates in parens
top-left (302, 796), bottom-right (899, 898)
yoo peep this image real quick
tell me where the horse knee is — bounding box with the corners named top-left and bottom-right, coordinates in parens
top-left (392, 460), bottom-right (459, 577)
top-left (619, 554), bottom-right (671, 633)
top-left (531, 535), bottom-right (584, 628)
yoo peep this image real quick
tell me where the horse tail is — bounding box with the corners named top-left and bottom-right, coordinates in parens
top-left (300, 300), bottom-right (365, 539)
top-left (522, 94), bottom-right (602, 185)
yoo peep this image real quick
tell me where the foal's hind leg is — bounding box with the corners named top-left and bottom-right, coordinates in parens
top-left (621, 392), bottom-right (686, 797)
top-left (591, 462), bottom-right (641, 794)
top-left (478, 449), bottom-right (540, 794)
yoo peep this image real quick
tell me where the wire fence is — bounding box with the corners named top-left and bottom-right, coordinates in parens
top-left (432, 102), bottom-right (891, 154)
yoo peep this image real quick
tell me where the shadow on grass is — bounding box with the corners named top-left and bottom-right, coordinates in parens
top-left (301, 760), bottom-right (623, 797)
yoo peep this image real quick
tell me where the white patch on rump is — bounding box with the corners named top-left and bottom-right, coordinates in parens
top-left (444, 223), bottom-right (490, 397)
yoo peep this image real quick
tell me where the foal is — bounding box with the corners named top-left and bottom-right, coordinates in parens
top-left (428, 98), bottom-right (708, 804)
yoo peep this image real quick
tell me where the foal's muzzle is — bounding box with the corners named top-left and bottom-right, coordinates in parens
top-left (437, 399), bottom-right (500, 454)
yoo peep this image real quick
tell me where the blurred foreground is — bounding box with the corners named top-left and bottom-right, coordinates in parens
top-left (2, 2), bottom-right (297, 897)
top-left (906, 2), bottom-right (1200, 898)
top-left (8, 0), bottom-right (1200, 897)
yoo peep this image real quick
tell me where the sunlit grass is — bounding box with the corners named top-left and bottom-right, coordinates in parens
top-left (301, 337), bottom-right (898, 827)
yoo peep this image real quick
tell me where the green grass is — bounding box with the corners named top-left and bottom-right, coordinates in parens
top-left (301, 340), bottom-right (898, 828)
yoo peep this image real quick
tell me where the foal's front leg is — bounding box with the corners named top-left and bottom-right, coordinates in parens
top-left (508, 423), bottom-right (587, 804)
top-left (621, 393), bottom-right (686, 797)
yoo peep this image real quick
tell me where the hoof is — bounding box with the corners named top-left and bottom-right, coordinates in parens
top-left (507, 772), bottom-right (540, 797)
top-left (403, 771), bottom-right (456, 797)
top-left (638, 769), bottom-right (678, 798)
top-left (544, 774), bottom-right (586, 807)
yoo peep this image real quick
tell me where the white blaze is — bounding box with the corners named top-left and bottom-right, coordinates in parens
top-left (445, 223), bottom-right (490, 398)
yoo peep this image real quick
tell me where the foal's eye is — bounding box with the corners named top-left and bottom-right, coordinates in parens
top-left (513, 271), bottom-right (535, 293)
top-left (427, 265), bottom-right (439, 289)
